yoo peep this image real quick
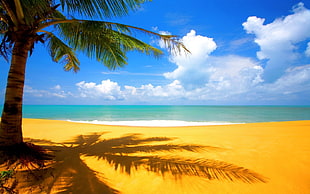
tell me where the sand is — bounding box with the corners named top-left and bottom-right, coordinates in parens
top-left (2, 119), bottom-right (310, 194)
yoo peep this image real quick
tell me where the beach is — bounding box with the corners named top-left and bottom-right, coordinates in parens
top-left (6, 119), bottom-right (309, 194)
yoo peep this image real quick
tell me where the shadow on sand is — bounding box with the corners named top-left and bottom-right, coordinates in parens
top-left (0, 131), bottom-right (268, 193)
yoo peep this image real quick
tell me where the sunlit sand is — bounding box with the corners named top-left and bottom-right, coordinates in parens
top-left (2, 119), bottom-right (310, 193)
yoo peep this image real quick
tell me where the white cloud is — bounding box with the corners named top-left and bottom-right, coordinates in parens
top-left (123, 80), bottom-right (185, 101)
top-left (24, 85), bottom-right (68, 98)
top-left (246, 64), bottom-right (310, 102)
top-left (24, 86), bottom-right (45, 97)
top-left (76, 80), bottom-right (124, 100)
top-left (52, 85), bottom-right (61, 90)
top-left (168, 30), bottom-right (217, 64)
top-left (242, 2), bottom-right (310, 82)
top-left (261, 64), bottom-right (310, 94)
top-left (163, 30), bottom-right (217, 88)
top-left (205, 55), bottom-right (263, 93)
top-left (163, 30), bottom-right (263, 95)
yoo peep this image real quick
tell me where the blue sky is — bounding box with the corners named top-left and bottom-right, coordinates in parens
top-left (1, 0), bottom-right (310, 105)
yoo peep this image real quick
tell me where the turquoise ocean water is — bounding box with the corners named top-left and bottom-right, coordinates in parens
top-left (1, 105), bottom-right (308, 126)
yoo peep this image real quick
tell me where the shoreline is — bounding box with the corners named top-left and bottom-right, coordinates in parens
top-left (6, 119), bottom-right (310, 193)
top-left (25, 116), bottom-right (310, 127)
top-left (65, 119), bottom-right (244, 127)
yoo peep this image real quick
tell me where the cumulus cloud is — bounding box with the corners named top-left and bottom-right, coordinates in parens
top-left (163, 30), bottom-right (263, 95)
top-left (249, 64), bottom-right (310, 102)
top-left (163, 30), bottom-right (217, 88)
top-left (261, 64), bottom-right (310, 94)
top-left (243, 2), bottom-right (310, 82)
top-left (125, 80), bottom-right (185, 99)
top-left (70, 79), bottom-right (186, 103)
top-left (205, 56), bottom-right (263, 93)
top-left (76, 80), bottom-right (124, 100)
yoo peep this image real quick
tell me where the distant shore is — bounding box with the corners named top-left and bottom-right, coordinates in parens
top-left (7, 119), bottom-right (310, 193)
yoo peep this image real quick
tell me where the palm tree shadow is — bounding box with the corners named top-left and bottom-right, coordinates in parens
top-left (4, 131), bottom-right (268, 193)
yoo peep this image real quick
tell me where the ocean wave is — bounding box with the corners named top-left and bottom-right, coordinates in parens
top-left (67, 120), bottom-right (243, 127)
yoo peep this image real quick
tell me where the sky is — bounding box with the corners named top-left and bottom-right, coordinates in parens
top-left (1, 0), bottom-right (310, 105)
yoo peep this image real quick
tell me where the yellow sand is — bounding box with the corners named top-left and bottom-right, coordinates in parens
top-left (16, 119), bottom-right (310, 193)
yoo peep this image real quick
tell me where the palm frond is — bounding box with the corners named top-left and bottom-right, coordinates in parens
top-left (13, 0), bottom-right (24, 24)
top-left (0, 0), bottom-right (18, 26)
top-left (55, 20), bottom-right (187, 70)
top-left (0, 4), bottom-right (9, 25)
top-left (59, 0), bottom-right (150, 18)
top-left (0, 15), bottom-right (8, 28)
top-left (95, 21), bottom-right (190, 55)
top-left (56, 20), bottom-right (158, 70)
top-left (56, 20), bottom-right (125, 70)
top-left (0, 0), bottom-right (50, 26)
top-left (46, 32), bottom-right (80, 72)
top-left (20, 0), bottom-right (58, 25)
top-left (0, 29), bottom-right (11, 61)
top-left (0, 23), bottom-right (7, 34)
top-left (0, 16), bottom-right (9, 59)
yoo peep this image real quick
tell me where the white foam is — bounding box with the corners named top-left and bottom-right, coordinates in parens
top-left (67, 120), bottom-right (242, 127)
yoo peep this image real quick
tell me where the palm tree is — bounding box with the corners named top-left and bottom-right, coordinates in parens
top-left (0, 0), bottom-right (187, 147)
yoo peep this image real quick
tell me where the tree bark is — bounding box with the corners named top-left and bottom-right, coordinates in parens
top-left (0, 39), bottom-right (32, 146)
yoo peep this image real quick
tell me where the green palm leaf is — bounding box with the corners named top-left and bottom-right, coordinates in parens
top-left (0, 1), bottom-right (187, 71)
top-left (46, 33), bottom-right (80, 72)
top-left (59, 0), bottom-right (150, 18)
top-left (55, 20), bottom-right (162, 70)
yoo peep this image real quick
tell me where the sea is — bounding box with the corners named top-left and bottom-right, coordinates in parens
top-left (3, 105), bottom-right (309, 127)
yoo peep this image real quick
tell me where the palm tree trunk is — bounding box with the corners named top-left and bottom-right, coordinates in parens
top-left (0, 39), bottom-right (31, 147)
